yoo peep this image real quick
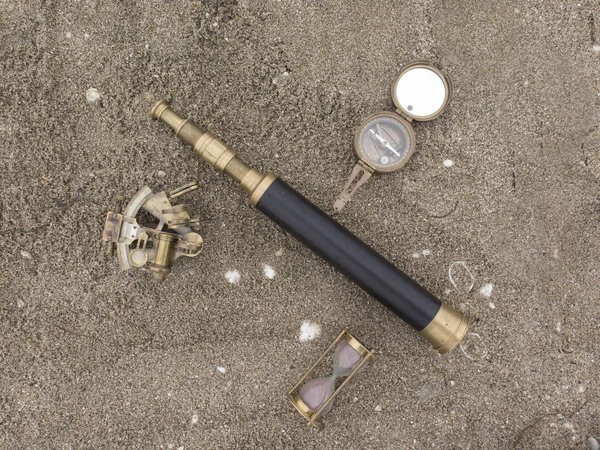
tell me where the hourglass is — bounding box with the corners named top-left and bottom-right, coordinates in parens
top-left (288, 329), bottom-right (375, 428)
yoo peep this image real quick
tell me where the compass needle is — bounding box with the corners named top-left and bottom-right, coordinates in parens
top-left (369, 128), bottom-right (401, 157)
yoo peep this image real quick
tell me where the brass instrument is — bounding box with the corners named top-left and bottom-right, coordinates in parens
top-left (151, 100), bottom-right (468, 354)
top-left (102, 182), bottom-right (203, 280)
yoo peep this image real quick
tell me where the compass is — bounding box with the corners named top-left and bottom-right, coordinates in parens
top-left (354, 112), bottom-right (415, 173)
top-left (334, 62), bottom-right (451, 211)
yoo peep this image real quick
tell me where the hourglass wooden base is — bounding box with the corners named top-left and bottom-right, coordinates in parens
top-left (287, 329), bottom-right (375, 429)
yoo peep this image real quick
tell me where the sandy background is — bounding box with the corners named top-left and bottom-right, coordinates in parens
top-left (1, 0), bottom-right (600, 448)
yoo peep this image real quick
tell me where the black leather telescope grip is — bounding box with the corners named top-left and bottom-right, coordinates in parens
top-left (256, 178), bottom-right (441, 330)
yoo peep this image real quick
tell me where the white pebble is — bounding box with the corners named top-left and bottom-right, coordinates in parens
top-left (422, 249), bottom-right (430, 256)
top-left (299, 321), bottom-right (321, 341)
top-left (448, 380), bottom-right (456, 386)
top-left (225, 270), bottom-right (241, 284)
top-left (443, 159), bottom-right (455, 167)
top-left (20, 250), bottom-right (32, 259)
top-left (593, 45), bottom-right (600, 53)
top-left (191, 414), bottom-right (199, 424)
top-left (157, 170), bottom-right (167, 178)
top-left (479, 283), bottom-right (493, 298)
top-left (85, 88), bottom-right (101, 104)
top-left (275, 248), bottom-right (284, 257)
top-left (411, 252), bottom-right (420, 258)
top-left (263, 264), bottom-right (276, 279)
top-left (217, 366), bottom-right (227, 374)
top-left (587, 437), bottom-right (599, 450)
top-left (84, 33), bottom-right (90, 39)
top-left (65, 32), bottom-right (72, 39)
top-left (374, 405), bottom-right (382, 412)
top-left (16, 298), bottom-right (25, 308)
top-left (488, 302), bottom-right (495, 309)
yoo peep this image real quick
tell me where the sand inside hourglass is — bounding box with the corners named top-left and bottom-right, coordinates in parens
top-left (298, 339), bottom-right (364, 415)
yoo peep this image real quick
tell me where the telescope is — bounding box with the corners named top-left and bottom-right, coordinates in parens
top-left (151, 100), bottom-right (469, 354)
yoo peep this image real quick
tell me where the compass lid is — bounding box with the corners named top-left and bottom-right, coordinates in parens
top-left (391, 62), bottom-right (451, 122)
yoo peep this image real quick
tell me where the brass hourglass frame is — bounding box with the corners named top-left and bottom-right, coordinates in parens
top-left (287, 328), bottom-right (375, 429)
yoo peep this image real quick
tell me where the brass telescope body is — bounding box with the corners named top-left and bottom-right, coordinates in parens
top-left (151, 100), bottom-right (469, 354)
top-left (151, 101), bottom-right (276, 205)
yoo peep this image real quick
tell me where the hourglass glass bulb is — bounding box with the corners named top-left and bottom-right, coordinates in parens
top-left (333, 339), bottom-right (363, 377)
top-left (299, 377), bottom-right (335, 415)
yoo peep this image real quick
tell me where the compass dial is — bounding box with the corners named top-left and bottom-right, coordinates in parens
top-left (354, 113), bottom-right (415, 173)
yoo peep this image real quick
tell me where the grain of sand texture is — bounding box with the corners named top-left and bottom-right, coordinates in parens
top-left (1, 1), bottom-right (600, 448)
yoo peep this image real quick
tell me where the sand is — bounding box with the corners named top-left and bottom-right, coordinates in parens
top-left (1, 0), bottom-right (599, 448)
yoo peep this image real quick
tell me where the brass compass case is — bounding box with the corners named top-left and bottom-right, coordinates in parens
top-left (353, 112), bottom-right (416, 174)
top-left (334, 61), bottom-right (452, 211)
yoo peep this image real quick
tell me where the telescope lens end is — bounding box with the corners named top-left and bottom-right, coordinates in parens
top-left (420, 303), bottom-right (469, 354)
